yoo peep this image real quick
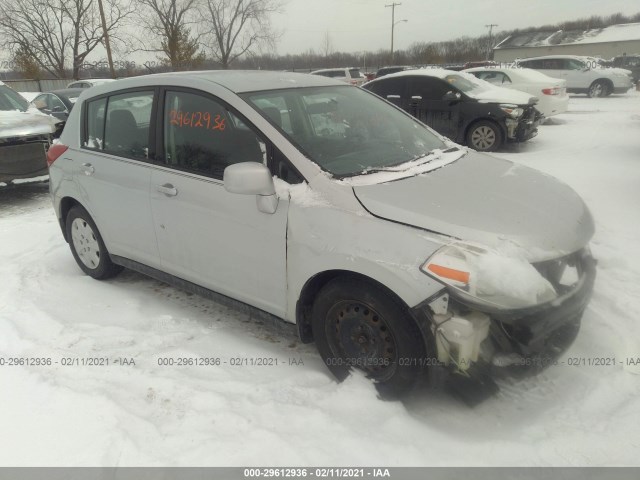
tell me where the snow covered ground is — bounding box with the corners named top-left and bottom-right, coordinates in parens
top-left (1, 92), bottom-right (639, 467)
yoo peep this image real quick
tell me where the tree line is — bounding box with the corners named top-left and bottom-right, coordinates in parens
top-left (0, 3), bottom-right (638, 80)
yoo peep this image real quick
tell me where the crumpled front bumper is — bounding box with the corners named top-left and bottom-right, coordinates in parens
top-left (506, 107), bottom-right (543, 143)
top-left (409, 249), bottom-right (596, 403)
top-left (485, 252), bottom-right (597, 376)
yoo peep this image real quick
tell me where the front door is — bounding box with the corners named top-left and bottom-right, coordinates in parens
top-left (149, 88), bottom-right (289, 317)
top-left (407, 77), bottom-right (460, 140)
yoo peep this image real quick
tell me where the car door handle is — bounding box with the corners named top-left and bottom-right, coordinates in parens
top-left (81, 163), bottom-right (94, 175)
top-left (157, 183), bottom-right (178, 197)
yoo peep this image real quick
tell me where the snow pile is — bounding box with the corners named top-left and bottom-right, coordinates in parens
top-left (472, 249), bottom-right (556, 306)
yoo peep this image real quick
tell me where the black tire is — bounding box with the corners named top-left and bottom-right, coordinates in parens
top-left (311, 277), bottom-right (429, 398)
top-left (65, 205), bottom-right (122, 280)
top-left (587, 80), bottom-right (609, 98)
top-left (466, 120), bottom-right (503, 152)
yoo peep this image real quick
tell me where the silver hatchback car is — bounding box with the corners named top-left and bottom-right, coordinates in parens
top-left (48, 71), bottom-right (596, 400)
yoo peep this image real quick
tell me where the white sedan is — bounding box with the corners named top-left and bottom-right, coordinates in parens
top-left (466, 67), bottom-right (569, 118)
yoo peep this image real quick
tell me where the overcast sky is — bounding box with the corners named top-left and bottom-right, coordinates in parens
top-left (271, 0), bottom-right (639, 55)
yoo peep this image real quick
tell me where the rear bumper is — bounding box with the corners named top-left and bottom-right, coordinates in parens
top-left (0, 142), bottom-right (49, 183)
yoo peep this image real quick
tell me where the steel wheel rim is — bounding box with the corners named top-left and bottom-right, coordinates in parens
top-left (325, 300), bottom-right (398, 381)
top-left (71, 218), bottom-right (101, 269)
top-left (471, 126), bottom-right (496, 150)
top-left (590, 84), bottom-right (603, 97)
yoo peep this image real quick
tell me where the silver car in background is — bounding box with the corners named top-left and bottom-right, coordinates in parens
top-left (48, 71), bottom-right (596, 402)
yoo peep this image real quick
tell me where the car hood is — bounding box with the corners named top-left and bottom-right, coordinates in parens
top-left (352, 152), bottom-right (594, 260)
top-left (0, 110), bottom-right (57, 140)
top-left (468, 86), bottom-right (538, 105)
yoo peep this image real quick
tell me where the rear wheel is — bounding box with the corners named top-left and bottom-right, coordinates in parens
top-left (587, 80), bottom-right (609, 98)
top-left (311, 278), bottom-right (428, 398)
top-left (66, 205), bottom-right (122, 280)
top-left (466, 120), bottom-right (503, 152)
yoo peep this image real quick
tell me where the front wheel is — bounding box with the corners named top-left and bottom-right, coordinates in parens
top-left (466, 120), bottom-right (503, 152)
top-left (587, 80), bottom-right (609, 98)
top-left (66, 205), bottom-right (122, 280)
top-left (311, 278), bottom-right (429, 398)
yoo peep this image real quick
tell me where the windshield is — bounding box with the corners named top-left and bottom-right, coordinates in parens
top-left (0, 85), bottom-right (29, 112)
top-left (243, 86), bottom-right (446, 177)
top-left (443, 73), bottom-right (491, 94)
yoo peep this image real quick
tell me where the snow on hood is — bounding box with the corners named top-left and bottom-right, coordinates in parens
top-left (0, 110), bottom-right (58, 139)
top-left (468, 86), bottom-right (538, 105)
top-left (352, 151), bottom-right (594, 260)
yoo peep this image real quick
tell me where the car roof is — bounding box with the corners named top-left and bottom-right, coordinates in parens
top-left (465, 67), bottom-right (560, 83)
top-left (81, 70), bottom-right (345, 95)
top-left (42, 88), bottom-right (85, 97)
top-left (311, 67), bottom-right (359, 73)
top-left (370, 68), bottom-right (462, 81)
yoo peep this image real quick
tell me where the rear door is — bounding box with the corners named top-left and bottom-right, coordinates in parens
top-left (406, 76), bottom-right (460, 139)
top-left (148, 88), bottom-right (290, 317)
top-left (74, 89), bottom-right (160, 268)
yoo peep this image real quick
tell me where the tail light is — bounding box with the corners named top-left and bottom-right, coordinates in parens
top-left (542, 87), bottom-right (561, 95)
top-left (46, 143), bottom-right (68, 167)
top-left (350, 80), bottom-right (358, 85)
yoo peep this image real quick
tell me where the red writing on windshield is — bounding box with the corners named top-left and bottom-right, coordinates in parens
top-left (169, 110), bottom-right (226, 131)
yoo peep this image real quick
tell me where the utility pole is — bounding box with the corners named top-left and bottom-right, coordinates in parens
top-left (97, 0), bottom-right (116, 79)
top-left (386, 3), bottom-right (401, 63)
top-left (485, 24), bottom-right (498, 60)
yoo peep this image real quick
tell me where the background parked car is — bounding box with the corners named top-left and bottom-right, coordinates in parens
top-left (466, 67), bottom-right (568, 118)
top-left (310, 67), bottom-right (366, 86)
top-left (363, 69), bottom-right (541, 152)
top-left (374, 65), bottom-right (414, 79)
top-left (0, 81), bottom-right (62, 183)
top-left (66, 78), bottom-right (115, 89)
top-left (611, 54), bottom-right (640, 83)
top-left (30, 88), bottom-right (84, 123)
top-left (516, 55), bottom-right (633, 97)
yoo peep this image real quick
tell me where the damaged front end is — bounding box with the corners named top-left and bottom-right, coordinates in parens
top-left (413, 244), bottom-right (596, 404)
top-left (503, 103), bottom-right (542, 143)
top-left (0, 112), bottom-right (62, 183)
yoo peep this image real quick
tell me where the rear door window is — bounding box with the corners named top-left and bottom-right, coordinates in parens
top-left (83, 90), bottom-right (154, 159)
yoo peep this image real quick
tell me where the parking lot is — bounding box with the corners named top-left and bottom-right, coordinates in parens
top-left (1, 91), bottom-right (639, 466)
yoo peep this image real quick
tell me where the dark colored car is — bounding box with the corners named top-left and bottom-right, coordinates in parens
top-left (362, 69), bottom-right (541, 152)
top-left (611, 55), bottom-right (640, 83)
top-left (31, 88), bottom-right (84, 122)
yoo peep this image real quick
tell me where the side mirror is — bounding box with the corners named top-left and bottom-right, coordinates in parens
top-left (443, 91), bottom-right (462, 103)
top-left (223, 162), bottom-right (278, 214)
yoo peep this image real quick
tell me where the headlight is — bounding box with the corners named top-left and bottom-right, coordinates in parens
top-left (499, 105), bottom-right (524, 118)
top-left (420, 242), bottom-right (557, 310)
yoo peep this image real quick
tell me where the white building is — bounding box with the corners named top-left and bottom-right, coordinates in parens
top-left (493, 22), bottom-right (640, 62)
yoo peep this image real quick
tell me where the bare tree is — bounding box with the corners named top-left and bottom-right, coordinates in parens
top-left (137, 0), bottom-right (205, 71)
top-left (0, 0), bottom-right (131, 79)
top-left (204, 0), bottom-right (281, 69)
